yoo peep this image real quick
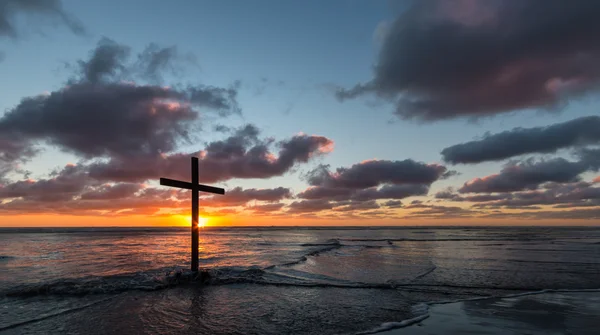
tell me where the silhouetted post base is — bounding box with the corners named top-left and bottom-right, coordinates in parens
top-left (160, 157), bottom-right (225, 272)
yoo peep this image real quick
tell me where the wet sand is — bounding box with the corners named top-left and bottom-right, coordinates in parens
top-left (383, 291), bottom-right (600, 335)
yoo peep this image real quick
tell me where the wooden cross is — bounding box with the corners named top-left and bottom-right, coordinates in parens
top-left (160, 157), bottom-right (225, 272)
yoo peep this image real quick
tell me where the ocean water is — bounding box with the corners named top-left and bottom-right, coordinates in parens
top-left (1, 226), bottom-right (599, 334)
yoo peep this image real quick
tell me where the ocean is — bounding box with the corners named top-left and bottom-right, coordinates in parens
top-left (1, 226), bottom-right (599, 334)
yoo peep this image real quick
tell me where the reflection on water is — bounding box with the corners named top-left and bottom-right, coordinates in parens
top-left (1, 227), bottom-right (599, 334)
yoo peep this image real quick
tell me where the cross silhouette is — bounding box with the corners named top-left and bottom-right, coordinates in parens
top-left (160, 157), bottom-right (225, 272)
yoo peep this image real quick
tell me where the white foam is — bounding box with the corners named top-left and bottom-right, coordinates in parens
top-left (355, 314), bottom-right (429, 334)
top-left (427, 288), bottom-right (600, 306)
top-left (354, 289), bottom-right (600, 334)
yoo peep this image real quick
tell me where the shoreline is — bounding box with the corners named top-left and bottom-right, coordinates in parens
top-left (375, 290), bottom-right (600, 335)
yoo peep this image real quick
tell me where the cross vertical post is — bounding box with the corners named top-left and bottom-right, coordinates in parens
top-left (159, 157), bottom-right (225, 273)
top-left (191, 157), bottom-right (199, 272)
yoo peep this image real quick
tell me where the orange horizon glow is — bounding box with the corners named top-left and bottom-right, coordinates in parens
top-left (1, 213), bottom-right (600, 227)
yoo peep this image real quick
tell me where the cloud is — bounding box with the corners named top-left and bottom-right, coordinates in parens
top-left (441, 116), bottom-right (600, 164)
top-left (297, 160), bottom-right (445, 206)
top-left (459, 158), bottom-right (591, 193)
top-left (333, 200), bottom-right (380, 212)
top-left (86, 124), bottom-right (334, 184)
top-left (351, 184), bottom-right (429, 201)
top-left (383, 200), bottom-right (403, 208)
top-left (80, 183), bottom-right (143, 200)
top-left (439, 180), bottom-right (600, 211)
top-left (245, 203), bottom-right (285, 214)
top-left (336, 0), bottom-right (600, 121)
top-left (0, 135), bottom-right (38, 181)
top-left (476, 182), bottom-right (600, 209)
top-left (483, 207), bottom-right (600, 220)
top-left (0, 163), bottom-right (187, 215)
top-left (405, 204), bottom-right (478, 218)
top-left (0, 186), bottom-right (185, 216)
top-left (306, 160), bottom-right (447, 189)
top-left (459, 148), bottom-right (600, 194)
top-left (0, 83), bottom-right (198, 159)
top-left (298, 160), bottom-right (446, 202)
top-left (0, 164), bottom-right (92, 202)
top-left (287, 199), bottom-right (333, 214)
top-left (293, 159), bottom-right (446, 213)
top-left (0, 39), bottom-right (241, 169)
top-left (200, 186), bottom-right (292, 206)
top-left (0, 0), bottom-right (85, 38)
top-left (77, 37), bottom-right (131, 83)
top-left (134, 43), bottom-right (198, 83)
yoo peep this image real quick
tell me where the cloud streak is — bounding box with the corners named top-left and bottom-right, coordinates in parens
top-left (459, 149), bottom-right (600, 194)
top-left (442, 116), bottom-right (600, 164)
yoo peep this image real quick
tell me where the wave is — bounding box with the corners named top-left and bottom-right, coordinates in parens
top-left (267, 239), bottom-right (342, 268)
top-left (300, 239), bottom-right (340, 247)
top-left (3, 271), bottom-right (178, 297)
top-left (0, 297), bottom-right (114, 332)
top-left (355, 288), bottom-right (600, 334)
top-left (4, 262), bottom-right (600, 301)
top-left (4, 235), bottom-right (599, 300)
top-left (356, 304), bottom-right (429, 334)
top-left (340, 237), bottom-right (557, 242)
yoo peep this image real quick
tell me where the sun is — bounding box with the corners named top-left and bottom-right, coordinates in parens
top-left (177, 215), bottom-right (209, 227)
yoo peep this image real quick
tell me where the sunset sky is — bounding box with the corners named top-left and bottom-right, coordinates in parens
top-left (1, 0), bottom-right (600, 226)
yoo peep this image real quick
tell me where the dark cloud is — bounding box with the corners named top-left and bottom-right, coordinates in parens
top-left (0, 39), bottom-right (241, 171)
top-left (459, 148), bottom-right (600, 194)
top-left (436, 181), bottom-right (600, 214)
top-left (351, 184), bottom-right (429, 201)
top-left (201, 186), bottom-right (291, 207)
top-left (483, 207), bottom-right (600, 220)
top-left (298, 160), bottom-right (445, 202)
top-left (87, 125), bottom-right (333, 184)
top-left (296, 186), bottom-right (353, 201)
top-left (434, 187), bottom-right (459, 200)
top-left (245, 203), bottom-right (285, 214)
top-left (442, 116), bottom-right (600, 164)
top-left (187, 82), bottom-right (241, 116)
top-left (0, 0), bottom-right (85, 38)
top-left (80, 183), bottom-right (143, 200)
top-left (469, 182), bottom-right (600, 209)
top-left (333, 200), bottom-right (380, 212)
top-left (336, 0), bottom-right (600, 121)
top-left (0, 164), bottom-right (91, 202)
top-left (0, 83), bottom-right (198, 159)
top-left (77, 37), bottom-right (131, 83)
top-left (0, 167), bottom-right (186, 215)
top-left (459, 157), bottom-right (597, 193)
top-left (294, 159), bottom-right (445, 213)
top-left (287, 200), bottom-right (333, 214)
top-left (405, 205), bottom-right (478, 218)
top-left (306, 160), bottom-right (447, 189)
top-left (383, 200), bottom-right (403, 208)
top-left (135, 43), bottom-right (198, 83)
top-left (0, 135), bottom-right (38, 181)
top-left (0, 188), bottom-right (184, 216)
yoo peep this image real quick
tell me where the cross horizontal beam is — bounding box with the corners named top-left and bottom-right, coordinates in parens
top-left (159, 178), bottom-right (225, 194)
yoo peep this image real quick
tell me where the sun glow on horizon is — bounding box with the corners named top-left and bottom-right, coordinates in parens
top-left (176, 215), bottom-right (210, 227)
